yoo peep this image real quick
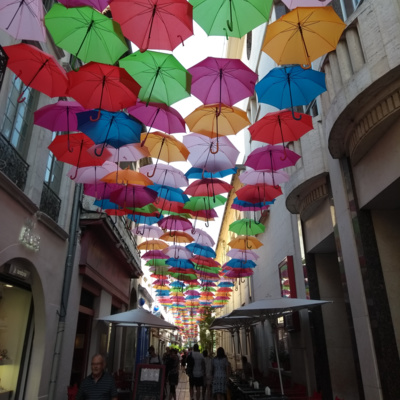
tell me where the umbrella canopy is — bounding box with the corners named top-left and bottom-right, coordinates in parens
top-left (239, 169), bottom-right (290, 187)
top-left (229, 219), bottom-right (266, 236)
top-left (4, 43), bottom-right (69, 102)
top-left (140, 164), bottom-right (188, 188)
top-left (282, 0), bottom-right (332, 8)
top-left (188, 56), bottom-right (258, 107)
top-left (135, 225), bottom-right (164, 238)
top-left (45, 4), bottom-right (128, 65)
top-left (120, 50), bottom-right (192, 106)
top-left (158, 216), bottom-right (192, 232)
top-left (245, 145), bottom-right (301, 171)
top-left (128, 101), bottom-right (186, 134)
top-left (0, 0), bottom-right (46, 41)
top-left (90, 143), bottom-right (150, 163)
top-left (188, 228), bottom-right (215, 247)
top-left (109, 185), bottom-right (158, 208)
top-left (160, 231), bottom-right (194, 243)
top-left (101, 169), bottom-right (153, 186)
top-left (164, 245), bottom-right (193, 260)
top-left (190, 0), bottom-right (272, 38)
top-left (183, 134), bottom-right (239, 173)
top-left (228, 235), bottom-right (263, 250)
top-left (262, 7), bottom-right (346, 67)
top-left (67, 161), bottom-right (120, 183)
top-left (185, 167), bottom-right (237, 180)
top-left (226, 249), bottom-right (259, 261)
top-left (236, 184), bottom-right (283, 204)
top-left (184, 195), bottom-right (227, 211)
top-left (186, 243), bottom-right (216, 258)
top-left (67, 63), bottom-right (141, 118)
top-left (58, 0), bottom-right (110, 12)
top-left (249, 110), bottom-right (313, 147)
top-left (255, 66), bottom-right (326, 119)
top-left (98, 307), bottom-right (177, 329)
top-left (137, 239), bottom-right (168, 251)
top-left (110, 0), bottom-right (193, 52)
top-left (184, 178), bottom-right (233, 198)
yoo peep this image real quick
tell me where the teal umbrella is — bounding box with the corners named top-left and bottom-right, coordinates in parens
top-left (45, 3), bottom-right (128, 67)
top-left (119, 50), bottom-right (191, 106)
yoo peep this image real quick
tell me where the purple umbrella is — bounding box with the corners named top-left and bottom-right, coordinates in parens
top-left (135, 225), bottom-right (164, 238)
top-left (188, 57), bottom-right (258, 109)
top-left (140, 164), bottom-right (188, 188)
top-left (89, 143), bottom-right (150, 163)
top-left (83, 182), bottom-right (122, 200)
top-left (187, 228), bottom-right (215, 247)
top-left (183, 133), bottom-right (239, 173)
top-left (226, 248), bottom-right (260, 261)
top-left (282, 0), bottom-right (332, 9)
top-left (163, 245), bottom-right (193, 260)
top-left (142, 250), bottom-right (169, 260)
top-left (109, 185), bottom-right (158, 208)
top-left (58, 0), bottom-right (110, 12)
top-left (67, 161), bottom-right (121, 184)
top-left (158, 216), bottom-right (193, 232)
top-left (239, 168), bottom-right (290, 187)
top-left (245, 145), bottom-right (301, 171)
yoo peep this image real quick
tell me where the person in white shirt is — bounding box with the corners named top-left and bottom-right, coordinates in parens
top-left (189, 344), bottom-right (205, 400)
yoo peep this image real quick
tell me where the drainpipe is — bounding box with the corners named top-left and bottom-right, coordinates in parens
top-left (48, 183), bottom-right (83, 400)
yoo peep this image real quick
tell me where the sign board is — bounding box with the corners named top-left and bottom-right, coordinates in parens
top-left (133, 364), bottom-right (165, 400)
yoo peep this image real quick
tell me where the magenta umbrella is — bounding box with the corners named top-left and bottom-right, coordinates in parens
top-left (128, 101), bottom-right (186, 134)
top-left (183, 133), bottom-right (239, 173)
top-left (187, 228), bottom-right (215, 247)
top-left (188, 57), bottom-right (258, 109)
top-left (163, 245), bottom-right (193, 260)
top-left (89, 143), bottom-right (150, 163)
top-left (83, 182), bottom-right (121, 200)
top-left (109, 185), bottom-right (158, 208)
top-left (226, 248), bottom-right (260, 261)
top-left (140, 164), bottom-right (188, 188)
top-left (58, 0), bottom-right (110, 12)
top-left (239, 168), bottom-right (290, 187)
top-left (67, 161), bottom-right (121, 183)
top-left (158, 215), bottom-right (192, 231)
top-left (282, 0), bottom-right (332, 9)
top-left (142, 250), bottom-right (169, 260)
top-left (245, 145), bottom-right (301, 171)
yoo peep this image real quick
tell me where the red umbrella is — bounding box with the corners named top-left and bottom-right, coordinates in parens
top-left (48, 133), bottom-right (107, 178)
top-left (110, 0), bottom-right (193, 52)
top-left (249, 110), bottom-right (313, 147)
top-left (245, 145), bottom-right (301, 171)
top-left (4, 43), bottom-right (68, 103)
top-left (67, 62), bottom-right (141, 121)
top-left (184, 178), bottom-right (233, 198)
top-left (236, 184), bottom-right (283, 204)
top-left (158, 216), bottom-right (192, 232)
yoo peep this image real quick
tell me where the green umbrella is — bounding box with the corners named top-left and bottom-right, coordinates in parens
top-left (45, 4), bottom-right (128, 66)
top-left (229, 218), bottom-right (265, 236)
top-left (119, 50), bottom-right (191, 106)
top-left (184, 195), bottom-right (227, 211)
top-left (190, 0), bottom-right (272, 38)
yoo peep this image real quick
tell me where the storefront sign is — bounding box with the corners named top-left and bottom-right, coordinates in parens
top-left (8, 264), bottom-right (31, 281)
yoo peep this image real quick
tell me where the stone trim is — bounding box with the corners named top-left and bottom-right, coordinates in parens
top-left (298, 182), bottom-right (329, 220)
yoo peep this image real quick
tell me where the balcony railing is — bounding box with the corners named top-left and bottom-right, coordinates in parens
top-left (40, 182), bottom-right (61, 222)
top-left (0, 133), bottom-right (29, 190)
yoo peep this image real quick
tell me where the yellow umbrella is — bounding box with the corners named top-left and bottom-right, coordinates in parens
top-left (137, 239), bottom-right (168, 251)
top-left (262, 6), bottom-right (346, 68)
top-left (228, 235), bottom-right (263, 250)
top-left (160, 230), bottom-right (194, 243)
top-left (101, 168), bottom-right (153, 185)
top-left (141, 131), bottom-right (189, 177)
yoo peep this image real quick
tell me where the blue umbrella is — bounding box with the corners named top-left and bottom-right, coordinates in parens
top-left (225, 259), bottom-right (257, 269)
top-left (166, 259), bottom-right (195, 269)
top-left (77, 110), bottom-right (143, 156)
top-left (128, 213), bottom-right (164, 227)
top-left (255, 66), bottom-right (326, 120)
top-left (185, 167), bottom-right (237, 180)
top-left (149, 184), bottom-right (190, 203)
top-left (93, 198), bottom-right (119, 210)
top-left (186, 243), bottom-right (216, 258)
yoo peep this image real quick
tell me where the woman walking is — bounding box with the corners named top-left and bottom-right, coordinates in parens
top-left (212, 347), bottom-right (230, 400)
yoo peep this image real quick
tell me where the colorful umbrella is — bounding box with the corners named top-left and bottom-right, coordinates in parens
top-left (77, 110), bottom-right (143, 156)
top-left (158, 216), bottom-right (192, 232)
top-left (236, 184), bottom-right (283, 204)
top-left (225, 259), bottom-right (257, 269)
top-left (186, 243), bottom-right (216, 258)
top-left (3, 43), bottom-right (69, 103)
top-left (229, 219), bottom-right (265, 236)
top-left (228, 235), bottom-right (263, 250)
top-left (141, 131), bottom-right (189, 177)
top-left (188, 56), bottom-right (258, 108)
top-left (135, 225), bottom-right (164, 238)
top-left (138, 239), bottom-right (168, 251)
top-left (245, 145), bottom-right (301, 171)
top-left (84, 182), bottom-right (121, 200)
top-left (282, 0), bottom-right (332, 9)
top-left (188, 228), bottom-right (215, 247)
top-left (45, 4), bottom-right (128, 66)
top-left (249, 110), bottom-right (313, 147)
top-left (142, 249), bottom-right (169, 260)
top-left (184, 195), bottom-right (227, 211)
top-left (140, 164), bottom-right (188, 188)
top-left (160, 231), bottom-right (194, 244)
top-left (262, 7), bottom-right (346, 68)
top-left (90, 143), bottom-right (150, 163)
top-left (239, 169), bottom-right (290, 187)
top-left (120, 50), bottom-right (192, 106)
top-left (183, 133), bottom-right (239, 173)
top-left (110, 0), bottom-right (193, 52)
top-left (58, 0), bottom-right (110, 12)
top-left (128, 101), bottom-right (186, 135)
top-left (164, 246), bottom-right (193, 260)
top-left (101, 168), bottom-right (153, 186)
top-left (255, 65), bottom-right (326, 119)
top-left (184, 178), bottom-right (233, 199)
top-left (190, 0), bottom-right (272, 38)
top-left (67, 161), bottom-right (120, 183)
top-left (109, 185), bottom-right (158, 208)
top-left (185, 167), bottom-right (237, 180)
top-left (226, 248), bottom-right (259, 261)
top-left (67, 63), bottom-right (141, 120)
top-left (0, 0), bottom-right (46, 41)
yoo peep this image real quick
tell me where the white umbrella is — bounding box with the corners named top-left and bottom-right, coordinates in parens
top-left (98, 307), bottom-right (177, 329)
top-left (230, 297), bottom-right (332, 395)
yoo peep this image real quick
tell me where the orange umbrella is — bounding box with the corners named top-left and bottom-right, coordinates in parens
top-left (228, 235), bottom-right (263, 250)
top-left (160, 231), bottom-right (194, 243)
top-left (262, 6), bottom-right (346, 68)
top-left (137, 239), bottom-right (168, 251)
top-left (141, 131), bottom-right (189, 177)
top-left (185, 104), bottom-right (249, 153)
top-left (100, 168), bottom-right (153, 186)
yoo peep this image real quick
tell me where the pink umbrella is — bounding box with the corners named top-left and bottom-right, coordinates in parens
top-left (142, 250), bottom-right (169, 260)
top-left (83, 182), bottom-right (121, 200)
top-left (0, 0), bottom-right (46, 41)
top-left (245, 145), bottom-right (301, 171)
top-left (140, 164), bottom-right (188, 188)
top-left (58, 0), bottom-right (110, 12)
top-left (163, 245), bottom-right (193, 260)
top-left (187, 228), bottom-right (215, 247)
top-left (184, 178), bottom-right (233, 198)
top-left (282, 0), bottom-right (332, 9)
top-left (135, 225), bottom-right (164, 238)
top-left (158, 216), bottom-right (193, 232)
top-left (127, 101), bottom-right (186, 134)
top-left (183, 133), bottom-right (239, 173)
top-left (67, 161), bottom-right (121, 184)
top-left (89, 143), bottom-right (150, 163)
top-left (109, 185), bottom-right (158, 208)
top-left (226, 249), bottom-right (260, 261)
top-left (188, 57), bottom-right (258, 109)
top-left (224, 269), bottom-right (254, 278)
top-left (239, 169), bottom-right (290, 186)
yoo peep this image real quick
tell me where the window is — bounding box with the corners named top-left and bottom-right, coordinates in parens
top-left (331, 0), bottom-right (361, 21)
top-left (44, 131), bottom-right (63, 194)
top-left (1, 76), bottom-right (36, 158)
